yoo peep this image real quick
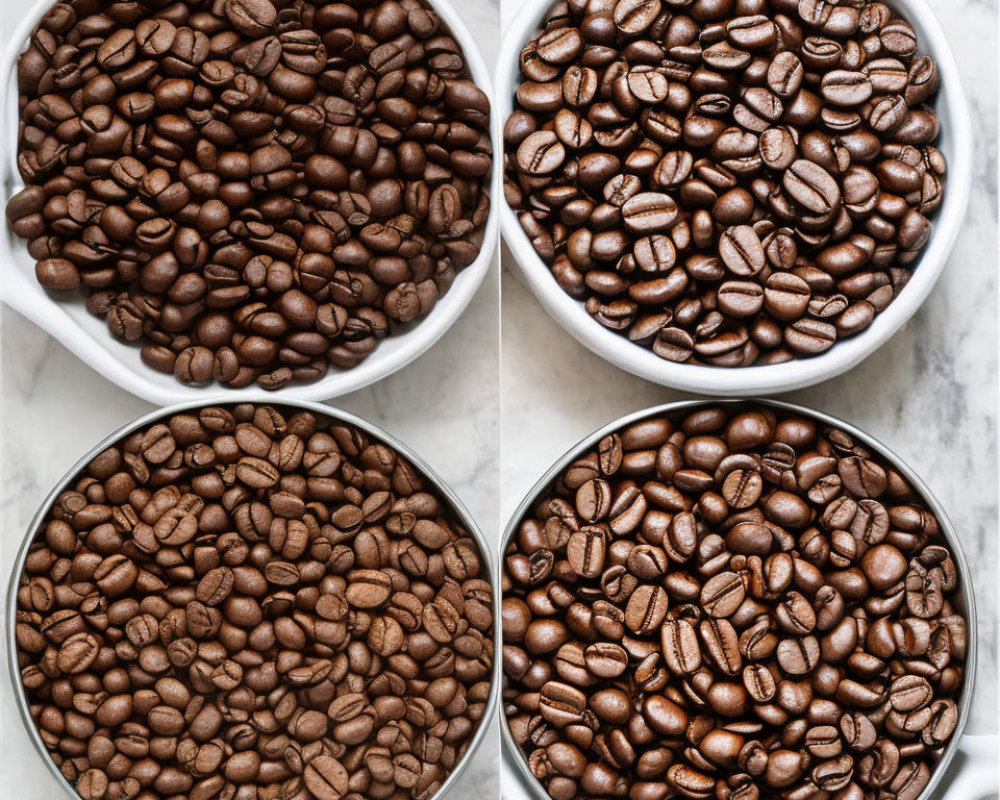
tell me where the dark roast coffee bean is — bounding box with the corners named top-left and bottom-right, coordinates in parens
top-left (504, 0), bottom-right (945, 368)
top-left (504, 404), bottom-right (965, 800)
top-left (10, 0), bottom-right (492, 389)
top-left (17, 404), bottom-right (493, 800)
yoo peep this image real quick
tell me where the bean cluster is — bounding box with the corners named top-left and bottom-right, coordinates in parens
top-left (504, 0), bottom-right (945, 366)
top-left (502, 406), bottom-right (965, 800)
top-left (15, 404), bottom-right (494, 800)
top-left (7, 0), bottom-right (491, 389)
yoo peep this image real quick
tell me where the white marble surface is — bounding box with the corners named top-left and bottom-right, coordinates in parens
top-left (0, 0), bottom-right (997, 795)
top-left (0, 0), bottom-right (500, 796)
top-left (499, 0), bottom-right (999, 750)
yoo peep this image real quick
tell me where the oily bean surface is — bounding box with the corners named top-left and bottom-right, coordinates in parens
top-left (16, 404), bottom-right (493, 800)
top-left (504, 0), bottom-right (946, 367)
top-left (503, 406), bottom-right (965, 800)
top-left (9, 0), bottom-right (492, 389)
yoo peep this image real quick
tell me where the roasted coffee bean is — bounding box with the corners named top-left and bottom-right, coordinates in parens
top-left (504, 0), bottom-right (945, 368)
top-left (720, 226), bottom-right (766, 277)
top-left (503, 404), bottom-right (965, 800)
top-left (624, 584), bottom-right (669, 635)
top-left (10, 0), bottom-right (492, 389)
top-left (17, 404), bottom-right (493, 800)
top-left (567, 527), bottom-right (606, 578)
top-left (584, 642), bottom-right (628, 678)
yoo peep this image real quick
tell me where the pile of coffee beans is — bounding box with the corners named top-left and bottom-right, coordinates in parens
top-left (14, 404), bottom-right (494, 800)
top-left (7, 0), bottom-right (491, 389)
top-left (502, 405), bottom-right (966, 800)
top-left (504, 0), bottom-right (945, 366)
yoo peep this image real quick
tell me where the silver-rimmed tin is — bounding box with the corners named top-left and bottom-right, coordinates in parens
top-left (499, 399), bottom-right (977, 800)
top-left (7, 397), bottom-right (501, 800)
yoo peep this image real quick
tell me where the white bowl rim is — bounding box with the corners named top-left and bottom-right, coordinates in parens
top-left (0, 0), bottom-right (499, 406)
top-left (497, 0), bottom-right (973, 396)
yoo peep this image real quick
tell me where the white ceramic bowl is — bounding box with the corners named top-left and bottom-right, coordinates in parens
top-left (0, 0), bottom-right (499, 405)
top-left (498, 0), bottom-right (972, 396)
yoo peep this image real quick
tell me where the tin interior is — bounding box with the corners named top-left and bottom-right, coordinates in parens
top-left (6, 397), bottom-right (501, 800)
top-left (498, 399), bottom-right (978, 800)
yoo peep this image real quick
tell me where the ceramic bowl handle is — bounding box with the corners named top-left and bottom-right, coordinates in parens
top-left (939, 735), bottom-right (999, 800)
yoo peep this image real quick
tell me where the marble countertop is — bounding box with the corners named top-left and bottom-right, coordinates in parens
top-left (499, 0), bottom-right (999, 746)
top-left (0, 0), bottom-right (500, 794)
top-left (0, 0), bottom-right (996, 796)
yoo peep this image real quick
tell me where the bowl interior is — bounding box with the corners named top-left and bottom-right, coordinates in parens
top-left (6, 398), bottom-right (501, 800)
top-left (498, 398), bottom-right (978, 800)
top-left (0, 0), bottom-right (499, 406)
top-left (497, 0), bottom-right (973, 396)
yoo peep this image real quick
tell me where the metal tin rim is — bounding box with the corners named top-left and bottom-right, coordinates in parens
top-left (6, 396), bottom-right (501, 800)
top-left (498, 398), bottom-right (978, 800)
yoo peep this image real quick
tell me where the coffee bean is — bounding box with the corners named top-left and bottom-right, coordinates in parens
top-left (764, 273), bottom-right (811, 321)
top-left (624, 584), bottom-right (668, 635)
top-left (644, 695), bottom-right (689, 737)
top-left (35, 258), bottom-right (80, 290)
top-left (784, 160), bottom-right (843, 215)
top-left (503, 405), bottom-right (965, 800)
top-left (17, 404), bottom-right (493, 800)
top-left (721, 466), bottom-right (764, 507)
top-left (304, 755), bottom-right (349, 800)
top-left (667, 764), bottom-right (715, 798)
top-left (56, 632), bottom-right (100, 674)
top-left (776, 635), bottom-right (821, 675)
top-left (703, 41), bottom-right (753, 72)
top-left (822, 71), bottom-right (874, 107)
top-left (584, 642), bottom-right (628, 678)
top-left (768, 51), bottom-right (804, 98)
top-left (567, 528), bottom-right (606, 578)
top-left (613, 0), bottom-right (662, 35)
top-left (660, 616), bottom-right (701, 675)
top-left (576, 478), bottom-right (612, 522)
top-left (700, 617), bottom-right (742, 676)
top-left (719, 226), bottom-right (766, 277)
top-left (622, 193), bottom-right (678, 234)
top-left (540, 681), bottom-right (588, 726)
top-left (786, 319), bottom-right (838, 355)
top-left (759, 127), bottom-right (798, 171)
top-left (518, 131), bottom-right (566, 175)
top-left (701, 571), bottom-right (747, 617)
top-left (505, 0), bottom-right (944, 367)
top-left (727, 16), bottom-right (777, 50)
top-left (743, 663), bottom-right (776, 703)
top-left (345, 569), bottom-right (393, 608)
top-left (890, 675), bottom-right (933, 712)
top-left (627, 66), bottom-right (670, 104)
top-left (236, 456), bottom-right (280, 489)
top-left (923, 699), bottom-right (958, 746)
